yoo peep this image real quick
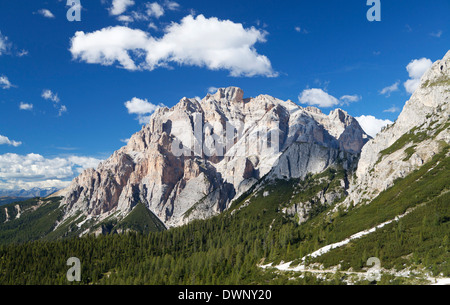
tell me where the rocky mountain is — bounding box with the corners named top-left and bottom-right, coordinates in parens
top-left (57, 87), bottom-right (369, 233)
top-left (0, 51), bottom-right (449, 285)
top-left (343, 50), bottom-right (450, 208)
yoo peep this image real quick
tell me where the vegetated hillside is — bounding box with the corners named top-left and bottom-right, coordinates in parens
top-left (0, 145), bottom-right (448, 285)
top-left (0, 197), bottom-right (166, 245)
top-left (0, 197), bottom-right (29, 207)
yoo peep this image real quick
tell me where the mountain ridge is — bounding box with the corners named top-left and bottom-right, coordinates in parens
top-left (56, 87), bottom-right (369, 233)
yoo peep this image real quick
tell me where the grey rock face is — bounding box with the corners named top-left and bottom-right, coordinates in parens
top-left (343, 50), bottom-right (450, 208)
top-left (58, 86), bottom-right (369, 230)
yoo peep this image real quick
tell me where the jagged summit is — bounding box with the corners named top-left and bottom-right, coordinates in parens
top-left (210, 87), bottom-right (244, 103)
top-left (58, 86), bottom-right (369, 232)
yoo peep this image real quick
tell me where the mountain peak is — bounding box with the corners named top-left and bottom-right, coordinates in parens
top-left (347, 50), bottom-right (450, 208)
top-left (58, 87), bottom-right (370, 230)
top-left (211, 87), bottom-right (244, 103)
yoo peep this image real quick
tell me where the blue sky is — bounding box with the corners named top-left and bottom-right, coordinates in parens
top-left (0, 0), bottom-right (449, 190)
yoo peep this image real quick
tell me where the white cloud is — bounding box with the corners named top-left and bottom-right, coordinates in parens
top-left (58, 105), bottom-right (68, 116)
top-left (37, 9), bottom-right (55, 18)
top-left (69, 15), bottom-right (276, 77)
top-left (208, 86), bottom-right (219, 94)
top-left (125, 97), bottom-right (160, 114)
top-left (404, 58), bottom-right (433, 94)
top-left (0, 32), bottom-right (10, 55)
top-left (70, 26), bottom-right (150, 71)
top-left (117, 11), bottom-right (150, 24)
top-left (42, 89), bottom-right (60, 103)
top-left (0, 153), bottom-right (103, 190)
top-left (383, 105), bottom-right (400, 113)
top-left (298, 88), bottom-right (340, 108)
top-left (0, 135), bottom-right (22, 147)
top-left (430, 30), bottom-right (443, 38)
top-left (148, 22), bottom-right (158, 30)
top-left (146, 2), bottom-right (165, 18)
top-left (0, 32), bottom-right (27, 57)
top-left (110, 0), bottom-right (135, 15)
top-left (41, 89), bottom-right (68, 116)
top-left (164, 0), bottom-right (180, 10)
top-left (356, 115), bottom-right (393, 138)
top-left (0, 179), bottom-right (71, 191)
top-left (380, 81), bottom-right (399, 97)
top-left (17, 49), bottom-right (29, 57)
top-left (294, 26), bottom-right (308, 34)
top-left (0, 75), bottom-right (13, 89)
top-left (406, 58), bottom-right (433, 79)
top-left (125, 97), bottom-right (163, 124)
top-left (340, 94), bottom-right (361, 104)
top-left (117, 15), bottom-right (134, 23)
top-left (19, 102), bottom-right (33, 111)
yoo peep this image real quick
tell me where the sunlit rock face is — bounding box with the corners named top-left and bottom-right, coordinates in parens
top-left (344, 51), bottom-right (450, 207)
top-left (60, 86), bottom-right (369, 229)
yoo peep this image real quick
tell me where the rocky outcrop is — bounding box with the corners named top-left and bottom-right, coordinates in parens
top-left (59, 87), bottom-right (369, 230)
top-left (344, 50), bottom-right (450, 207)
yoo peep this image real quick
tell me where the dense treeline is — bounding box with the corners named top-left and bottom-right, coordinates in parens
top-left (0, 204), bottom-right (319, 285)
top-left (0, 148), bottom-right (448, 285)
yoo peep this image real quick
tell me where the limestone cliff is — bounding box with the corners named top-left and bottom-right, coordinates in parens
top-left (58, 87), bottom-right (369, 230)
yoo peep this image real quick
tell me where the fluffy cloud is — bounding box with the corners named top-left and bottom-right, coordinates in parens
top-left (0, 32), bottom-right (26, 57)
top-left (355, 115), bottom-right (393, 138)
top-left (0, 179), bottom-right (71, 191)
top-left (340, 94), bottom-right (361, 104)
top-left (298, 89), bottom-right (360, 108)
top-left (383, 105), bottom-right (400, 113)
top-left (0, 135), bottom-right (22, 147)
top-left (379, 81), bottom-right (399, 97)
top-left (42, 89), bottom-right (68, 116)
top-left (0, 75), bottom-right (13, 89)
top-left (37, 9), bottom-right (55, 18)
top-left (110, 0), bottom-right (135, 16)
top-left (70, 15), bottom-right (276, 77)
top-left (19, 102), bottom-right (33, 111)
top-left (58, 105), bottom-right (68, 116)
top-left (299, 88), bottom-right (340, 108)
top-left (208, 86), bottom-right (219, 94)
top-left (404, 58), bottom-right (433, 94)
top-left (146, 2), bottom-right (164, 18)
top-left (125, 97), bottom-right (163, 124)
top-left (0, 153), bottom-right (103, 190)
top-left (42, 89), bottom-right (60, 103)
top-left (70, 26), bottom-right (149, 71)
top-left (164, 1), bottom-right (180, 10)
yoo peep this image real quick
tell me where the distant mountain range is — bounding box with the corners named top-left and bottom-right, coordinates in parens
top-left (0, 187), bottom-right (59, 199)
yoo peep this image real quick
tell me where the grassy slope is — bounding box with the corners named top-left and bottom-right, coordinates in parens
top-left (116, 202), bottom-right (166, 233)
top-left (0, 197), bottom-right (64, 245)
top-left (0, 145), bottom-right (448, 284)
top-left (279, 146), bottom-right (450, 282)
